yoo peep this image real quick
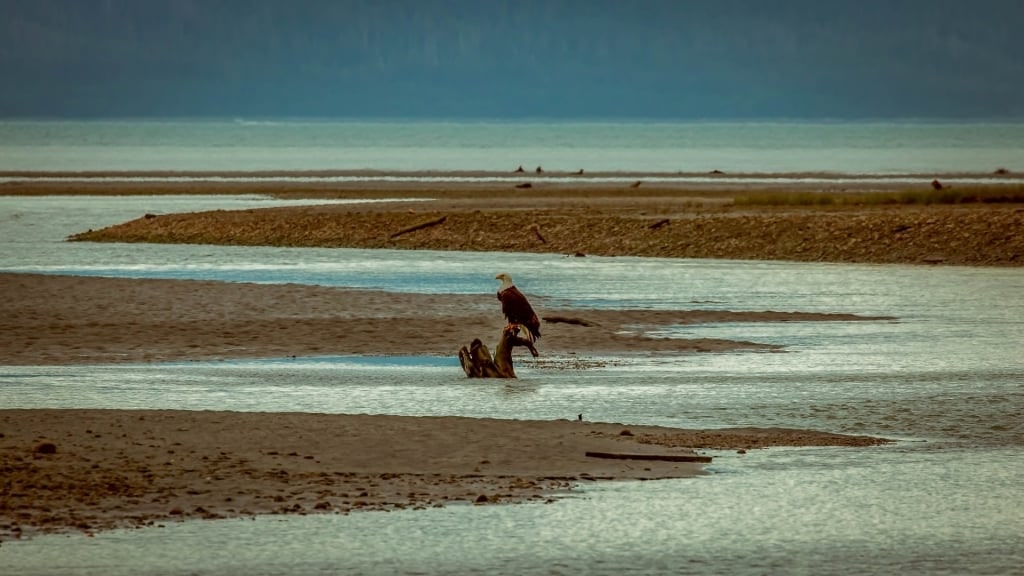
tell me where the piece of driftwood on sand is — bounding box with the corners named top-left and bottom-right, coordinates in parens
top-left (542, 315), bottom-right (599, 327)
top-left (585, 451), bottom-right (714, 463)
top-left (389, 215), bottom-right (447, 239)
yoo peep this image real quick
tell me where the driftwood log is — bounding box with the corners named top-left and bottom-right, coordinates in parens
top-left (585, 451), bottom-right (713, 463)
top-left (390, 215), bottom-right (447, 239)
top-left (542, 315), bottom-right (598, 327)
top-left (459, 323), bottom-right (538, 378)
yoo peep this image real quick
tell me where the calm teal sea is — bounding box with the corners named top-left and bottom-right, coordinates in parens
top-left (1, 119), bottom-right (1023, 174)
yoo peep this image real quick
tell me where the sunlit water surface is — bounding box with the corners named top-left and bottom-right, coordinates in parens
top-left (1, 196), bottom-right (1022, 575)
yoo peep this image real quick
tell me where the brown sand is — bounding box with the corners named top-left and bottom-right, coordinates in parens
top-left (0, 273), bottom-right (890, 366)
top-left (71, 197), bottom-right (1024, 267)
top-left (0, 409), bottom-right (889, 541)
top-left (27, 179), bottom-right (1019, 267)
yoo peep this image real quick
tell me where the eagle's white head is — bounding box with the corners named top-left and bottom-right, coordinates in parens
top-left (495, 272), bottom-right (515, 291)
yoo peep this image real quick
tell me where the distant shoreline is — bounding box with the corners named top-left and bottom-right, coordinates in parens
top-left (1, 168), bottom-right (1020, 187)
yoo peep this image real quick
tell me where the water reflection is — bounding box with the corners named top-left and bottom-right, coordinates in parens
top-left (2, 353), bottom-right (1021, 446)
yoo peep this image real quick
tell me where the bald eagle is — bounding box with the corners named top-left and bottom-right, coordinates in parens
top-left (495, 272), bottom-right (541, 343)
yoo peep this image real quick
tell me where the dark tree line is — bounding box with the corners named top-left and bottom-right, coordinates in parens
top-left (2, 0), bottom-right (1022, 118)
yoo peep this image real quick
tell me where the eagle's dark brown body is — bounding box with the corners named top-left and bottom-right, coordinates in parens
top-left (495, 273), bottom-right (541, 342)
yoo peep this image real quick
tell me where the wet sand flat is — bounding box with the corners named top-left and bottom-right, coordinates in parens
top-left (0, 273), bottom-right (889, 366)
top-left (0, 409), bottom-right (888, 541)
top-left (0, 270), bottom-right (895, 541)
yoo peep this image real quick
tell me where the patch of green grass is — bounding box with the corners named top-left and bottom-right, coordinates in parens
top-left (733, 185), bottom-right (1024, 207)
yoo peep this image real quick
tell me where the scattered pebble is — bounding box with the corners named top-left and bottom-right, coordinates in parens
top-left (33, 442), bottom-right (57, 455)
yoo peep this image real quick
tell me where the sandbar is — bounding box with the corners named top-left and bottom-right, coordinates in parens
top-left (0, 409), bottom-right (888, 541)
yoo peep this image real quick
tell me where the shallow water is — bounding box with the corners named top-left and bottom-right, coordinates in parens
top-left (3, 447), bottom-right (1020, 576)
top-left (1, 196), bottom-right (1022, 574)
top-left (3, 351), bottom-right (1022, 449)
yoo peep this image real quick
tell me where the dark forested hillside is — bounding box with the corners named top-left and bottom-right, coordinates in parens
top-left (1, 0), bottom-right (1022, 118)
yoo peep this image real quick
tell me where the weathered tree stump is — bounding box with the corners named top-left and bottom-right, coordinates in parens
top-left (458, 324), bottom-right (538, 378)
